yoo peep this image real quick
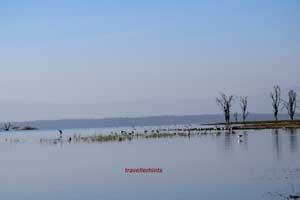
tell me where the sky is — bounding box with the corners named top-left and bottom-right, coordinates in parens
top-left (0, 0), bottom-right (300, 121)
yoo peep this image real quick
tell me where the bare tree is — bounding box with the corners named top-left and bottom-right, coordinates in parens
top-left (240, 96), bottom-right (249, 123)
top-left (216, 93), bottom-right (234, 126)
top-left (270, 85), bottom-right (281, 121)
top-left (3, 122), bottom-right (12, 131)
top-left (283, 89), bottom-right (297, 120)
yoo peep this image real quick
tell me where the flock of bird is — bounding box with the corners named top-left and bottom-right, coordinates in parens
top-left (3, 126), bottom-right (245, 144)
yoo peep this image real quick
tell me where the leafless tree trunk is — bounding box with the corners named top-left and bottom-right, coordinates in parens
top-left (216, 93), bottom-right (234, 127)
top-left (3, 122), bottom-right (12, 131)
top-left (234, 112), bottom-right (238, 123)
top-left (270, 85), bottom-right (281, 121)
top-left (284, 89), bottom-right (297, 120)
top-left (240, 96), bottom-right (249, 123)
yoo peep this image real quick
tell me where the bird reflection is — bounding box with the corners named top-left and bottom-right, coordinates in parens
top-left (241, 131), bottom-right (248, 150)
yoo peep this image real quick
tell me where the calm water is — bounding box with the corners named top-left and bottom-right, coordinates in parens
top-left (0, 128), bottom-right (299, 200)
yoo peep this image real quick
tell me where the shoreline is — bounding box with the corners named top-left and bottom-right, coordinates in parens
top-left (38, 120), bottom-right (300, 144)
top-left (207, 120), bottom-right (300, 130)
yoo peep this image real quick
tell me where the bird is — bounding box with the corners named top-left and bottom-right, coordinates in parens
top-left (58, 129), bottom-right (63, 140)
top-left (238, 134), bottom-right (243, 138)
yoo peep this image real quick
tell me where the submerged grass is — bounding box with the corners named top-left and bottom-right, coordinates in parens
top-left (76, 131), bottom-right (190, 143)
top-left (38, 120), bottom-right (300, 144)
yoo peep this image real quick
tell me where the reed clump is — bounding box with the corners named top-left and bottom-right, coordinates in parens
top-left (75, 130), bottom-right (199, 143)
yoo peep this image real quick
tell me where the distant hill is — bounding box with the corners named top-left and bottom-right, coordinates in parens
top-left (0, 113), bottom-right (292, 130)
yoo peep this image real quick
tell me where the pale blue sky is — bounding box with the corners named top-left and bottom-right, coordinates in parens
top-left (0, 0), bottom-right (299, 120)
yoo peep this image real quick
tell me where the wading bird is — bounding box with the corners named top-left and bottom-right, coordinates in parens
top-left (58, 129), bottom-right (63, 140)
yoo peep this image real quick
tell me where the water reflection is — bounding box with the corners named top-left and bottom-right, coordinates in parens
top-left (287, 129), bottom-right (298, 153)
top-left (272, 129), bottom-right (282, 159)
top-left (224, 132), bottom-right (232, 152)
top-left (0, 128), bottom-right (299, 200)
top-left (241, 131), bottom-right (248, 151)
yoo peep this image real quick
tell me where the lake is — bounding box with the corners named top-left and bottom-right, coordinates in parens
top-left (0, 128), bottom-right (299, 200)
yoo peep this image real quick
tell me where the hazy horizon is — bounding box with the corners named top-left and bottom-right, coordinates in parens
top-left (0, 93), bottom-right (298, 122)
top-left (1, 0), bottom-right (299, 121)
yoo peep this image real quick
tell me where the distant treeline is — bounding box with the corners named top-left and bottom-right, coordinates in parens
top-left (0, 113), bottom-right (291, 130)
